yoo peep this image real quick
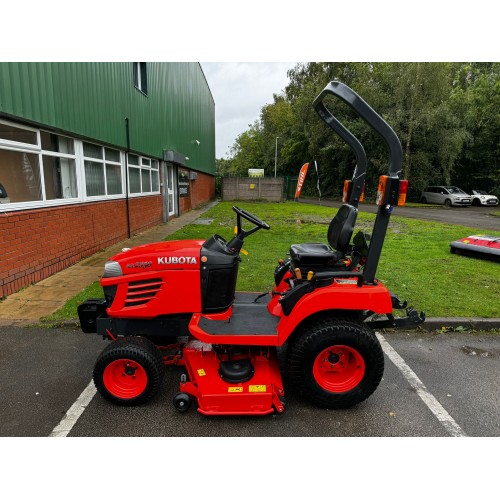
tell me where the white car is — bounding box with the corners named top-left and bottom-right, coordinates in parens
top-left (470, 190), bottom-right (499, 207)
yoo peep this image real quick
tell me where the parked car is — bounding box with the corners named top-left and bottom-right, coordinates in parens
top-left (420, 186), bottom-right (472, 207)
top-left (470, 190), bottom-right (499, 207)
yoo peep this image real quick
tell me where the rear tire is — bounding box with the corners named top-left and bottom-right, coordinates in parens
top-left (286, 319), bottom-right (384, 409)
top-left (420, 197), bottom-right (427, 204)
top-left (94, 337), bottom-right (164, 406)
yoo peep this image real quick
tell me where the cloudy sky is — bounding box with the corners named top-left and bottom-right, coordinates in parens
top-left (200, 62), bottom-right (297, 159)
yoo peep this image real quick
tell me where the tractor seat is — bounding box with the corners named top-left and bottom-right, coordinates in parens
top-left (290, 204), bottom-right (358, 269)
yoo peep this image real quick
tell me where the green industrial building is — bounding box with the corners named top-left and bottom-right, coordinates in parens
top-left (0, 62), bottom-right (216, 298)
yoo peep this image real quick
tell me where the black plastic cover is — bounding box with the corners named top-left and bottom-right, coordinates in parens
top-left (201, 235), bottom-right (240, 313)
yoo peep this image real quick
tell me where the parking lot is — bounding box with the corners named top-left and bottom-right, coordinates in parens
top-left (1, 325), bottom-right (498, 437)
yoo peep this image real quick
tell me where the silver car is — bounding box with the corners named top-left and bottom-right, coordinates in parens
top-left (421, 186), bottom-right (472, 207)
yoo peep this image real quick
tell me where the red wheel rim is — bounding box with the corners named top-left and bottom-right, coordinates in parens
top-left (313, 345), bottom-right (365, 392)
top-left (103, 358), bottom-right (148, 399)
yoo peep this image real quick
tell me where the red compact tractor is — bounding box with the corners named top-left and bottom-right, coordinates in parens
top-left (78, 81), bottom-right (425, 415)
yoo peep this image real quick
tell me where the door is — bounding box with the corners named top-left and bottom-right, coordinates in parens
top-left (167, 164), bottom-right (175, 217)
top-left (161, 162), bottom-right (177, 222)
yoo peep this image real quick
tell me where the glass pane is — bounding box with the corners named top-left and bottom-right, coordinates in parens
top-left (142, 157), bottom-right (151, 167)
top-left (151, 169), bottom-right (159, 191)
top-left (105, 148), bottom-right (120, 162)
top-left (141, 168), bottom-right (151, 192)
top-left (128, 154), bottom-right (139, 166)
top-left (41, 132), bottom-right (74, 155)
top-left (151, 160), bottom-right (158, 169)
top-left (83, 142), bottom-right (103, 159)
top-left (129, 167), bottom-right (141, 193)
top-left (0, 122), bottom-right (37, 145)
top-left (106, 164), bottom-right (122, 195)
top-left (0, 149), bottom-right (42, 202)
top-left (43, 156), bottom-right (77, 199)
top-left (85, 161), bottom-right (105, 196)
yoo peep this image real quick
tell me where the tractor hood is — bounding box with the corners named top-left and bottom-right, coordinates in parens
top-left (106, 240), bottom-right (205, 276)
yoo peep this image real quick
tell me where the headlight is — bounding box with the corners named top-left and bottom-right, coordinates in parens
top-left (103, 261), bottom-right (122, 278)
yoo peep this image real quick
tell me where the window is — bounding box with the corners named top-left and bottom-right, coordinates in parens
top-left (83, 142), bottom-right (122, 197)
top-left (41, 131), bottom-right (77, 200)
top-left (127, 154), bottom-right (159, 195)
top-left (0, 121), bottom-right (77, 203)
top-left (0, 118), bottom-right (160, 212)
top-left (0, 149), bottom-right (42, 202)
top-left (0, 122), bottom-right (37, 145)
top-left (133, 62), bottom-right (148, 95)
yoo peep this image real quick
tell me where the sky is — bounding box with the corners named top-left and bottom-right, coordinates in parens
top-left (200, 62), bottom-right (297, 159)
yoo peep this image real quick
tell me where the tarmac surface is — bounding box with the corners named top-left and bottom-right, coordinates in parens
top-left (300, 197), bottom-right (500, 231)
top-left (0, 325), bottom-right (498, 437)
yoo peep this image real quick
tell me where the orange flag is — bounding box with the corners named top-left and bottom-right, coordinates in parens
top-left (294, 163), bottom-right (309, 200)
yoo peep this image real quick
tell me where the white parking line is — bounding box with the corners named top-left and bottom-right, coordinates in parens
top-left (49, 381), bottom-right (96, 437)
top-left (376, 332), bottom-right (466, 437)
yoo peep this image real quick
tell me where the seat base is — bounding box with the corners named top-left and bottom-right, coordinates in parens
top-left (290, 243), bottom-right (341, 267)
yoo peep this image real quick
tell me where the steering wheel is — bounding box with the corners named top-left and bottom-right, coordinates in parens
top-left (233, 206), bottom-right (270, 230)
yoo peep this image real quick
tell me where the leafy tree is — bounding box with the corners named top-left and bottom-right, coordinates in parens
top-left (221, 62), bottom-right (499, 201)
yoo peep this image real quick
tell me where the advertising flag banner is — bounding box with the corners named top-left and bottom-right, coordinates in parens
top-left (294, 163), bottom-right (309, 200)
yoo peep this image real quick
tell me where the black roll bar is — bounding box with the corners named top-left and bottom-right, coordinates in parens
top-left (313, 81), bottom-right (404, 284)
top-left (313, 81), bottom-right (403, 178)
top-left (314, 100), bottom-right (367, 207)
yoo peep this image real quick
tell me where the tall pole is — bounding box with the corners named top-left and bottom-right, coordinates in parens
top-left (274, 136), bottom-right (279, 177)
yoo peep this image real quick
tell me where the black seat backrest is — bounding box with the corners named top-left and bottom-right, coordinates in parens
top-left (327, 204), bottom-right (358, 253)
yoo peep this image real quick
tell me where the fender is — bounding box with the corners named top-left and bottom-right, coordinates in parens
top-left (277, 281), bottom-right (393, 344)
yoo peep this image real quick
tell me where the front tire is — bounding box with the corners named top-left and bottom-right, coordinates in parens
top-left (444, 199), bottom-right (452, 208)
top-left (286, 319), bottom-right (384, 409)
top-left (94, 337), bottom-right (164, 406)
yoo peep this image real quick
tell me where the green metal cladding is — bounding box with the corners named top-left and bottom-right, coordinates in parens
top-left (0, 62), bottom-right (215, 175)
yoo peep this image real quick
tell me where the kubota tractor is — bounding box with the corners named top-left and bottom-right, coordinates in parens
top-left (78, 81), bottom-right (425, 415)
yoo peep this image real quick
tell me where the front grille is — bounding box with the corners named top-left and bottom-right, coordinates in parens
top-left (124, 278), bottom-right (162, 307)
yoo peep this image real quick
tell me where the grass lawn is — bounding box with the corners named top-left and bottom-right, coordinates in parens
top-left (44, 200), bottom-right (500, 323)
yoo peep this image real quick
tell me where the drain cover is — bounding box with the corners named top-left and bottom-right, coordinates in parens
top-left (194, 218), bottom-right (214, 225)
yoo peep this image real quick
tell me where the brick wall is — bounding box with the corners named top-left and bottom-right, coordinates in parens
top-left (179, 171), bottom-right (215, 214)
top-left (0, 171), bottom-right (215, 299)
top-left (0, 196), bottom-right (162, 298)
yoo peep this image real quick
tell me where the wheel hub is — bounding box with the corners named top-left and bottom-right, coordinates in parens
top-left (313, 345), bottom-right (366, 393)
top-left (103, 358), bottom-right (148, 399)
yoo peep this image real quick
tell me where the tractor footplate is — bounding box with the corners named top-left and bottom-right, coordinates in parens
top-left (178, 340), bottom-right (285, 416)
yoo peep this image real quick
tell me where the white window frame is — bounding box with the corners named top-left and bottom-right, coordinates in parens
top-left (127, 153), bottom-right (160, 197)
top-left (0, 118), bottom-right (161, 213)
top-left (0, 119), bottom-right (79, 210)
top-left (82, 141), bottom-right (125, 200)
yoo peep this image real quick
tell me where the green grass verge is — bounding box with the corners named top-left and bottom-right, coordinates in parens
top-left (44, 201), bottom-right (500, 323)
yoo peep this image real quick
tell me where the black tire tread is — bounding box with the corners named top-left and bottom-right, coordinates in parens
top-left (286, 318), bottom-right (384, 409)
top-left (94, 336), bottom-right (164, 406)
